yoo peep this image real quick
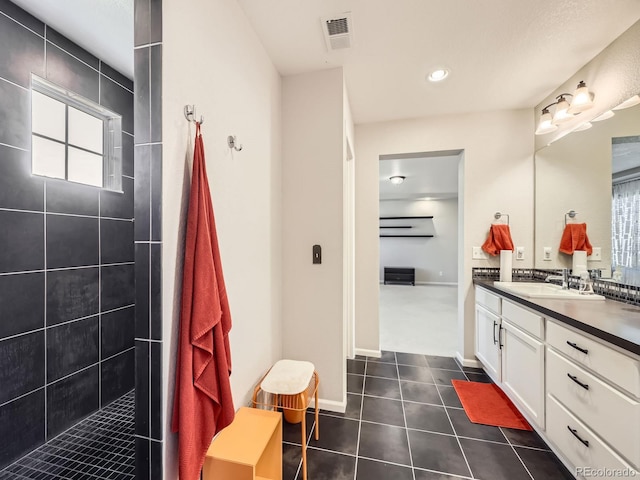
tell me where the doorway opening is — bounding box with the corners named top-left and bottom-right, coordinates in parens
top-left (378, 150), bottom-right (462, 356)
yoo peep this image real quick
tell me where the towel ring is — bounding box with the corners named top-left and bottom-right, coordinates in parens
top-left (494, 212), bottom-right (509, 225)
top-left (564, 210), bottom-right (577, 226)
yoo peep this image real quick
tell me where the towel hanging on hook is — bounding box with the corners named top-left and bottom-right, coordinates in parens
top-left (184, 104), bottom-right (204, 125)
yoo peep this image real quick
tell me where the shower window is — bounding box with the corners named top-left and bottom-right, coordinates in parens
top-left (30, 75), bottom-right (123, 191)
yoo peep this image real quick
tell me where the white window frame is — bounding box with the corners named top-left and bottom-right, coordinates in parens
top-left (31, 75), bottom-right (123, 192)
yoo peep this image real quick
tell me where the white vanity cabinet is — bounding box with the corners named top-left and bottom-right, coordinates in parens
top-left (474, 284), bottom-right (640, 479)
top-left (546, 319), bottom-right (640, 473)
top-left (501, 300), bottom-right (545, 429)
top-left (475, 288), bottom-right (502, 381)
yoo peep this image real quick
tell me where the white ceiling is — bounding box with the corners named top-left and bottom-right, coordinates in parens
top-left (379, 152), bottom-right (461, 201)
top-left (11, 0), bottom-right (133, 79)
top-left (237, 0), bottom-right (640, 124)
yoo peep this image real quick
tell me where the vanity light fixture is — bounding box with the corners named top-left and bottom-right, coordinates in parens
top-left (572, 122), bottom-right (592, 132)
top-left (534, 80), bottom-right (595, 135)
top-left (427, 68), bottom-right (449, 82)
top-left (389, 175), bottom-right (405, 185)
top-left (613, 94), bottom-right (640, 110)
top-left (592, 110), bottom-right (614, 122)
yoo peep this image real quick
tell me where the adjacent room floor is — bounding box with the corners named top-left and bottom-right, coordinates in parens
top-left (380, 284), bottom-right (458, 356)
top-left (0, 391), bottom-right (135, 480)
top-left (283, 352), bottom-right (573, 480)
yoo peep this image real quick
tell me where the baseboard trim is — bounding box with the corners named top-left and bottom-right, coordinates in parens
top-left (415, 281), bottom-right (458, 286)
top-left (354, 348), bottom-right (381, 358)
top-left (309, 398), bottom-right (346, 413)
top-left (455, 351), bottom-right (482, 368)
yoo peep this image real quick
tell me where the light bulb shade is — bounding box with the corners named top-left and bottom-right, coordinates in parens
top-left (535, 110), bottom-right (558, 135)
top-left (552, 98), bottom-right (573, 124)
top-left (572, 122), bottom-right (592, 132)
top-left (592, 110), bottom-right (614, 122)
top-left (389, 176), bottom-right (405, 184)
top-left (567, 82), bottom-right (594, 114)
top-left (613, 94), bottom-right (640, 110)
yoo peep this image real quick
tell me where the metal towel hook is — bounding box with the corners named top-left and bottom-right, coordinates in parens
top-left (184, 104), bottom-right (204, 124)
top-left (227, 135), bottom-right (243, 151)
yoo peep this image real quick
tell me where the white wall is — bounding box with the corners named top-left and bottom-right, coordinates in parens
top-left (162, 0), bottom-right (282, 475)
top-left (281, 68), bottom-right (346, 409)
top-left (355, 110), bottom-right (534, 361)
top-left (379, 199), bottom-right (459, 284)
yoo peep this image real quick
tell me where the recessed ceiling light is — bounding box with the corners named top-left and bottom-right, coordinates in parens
top-left (427, 68), bottom-right (449, 82)
top-left (389, 176), bottom-right (405, 185)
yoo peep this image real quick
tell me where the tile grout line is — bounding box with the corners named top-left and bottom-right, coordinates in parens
top-left (98, 190), bottom-right (102, 409)
top-left (43, 181), bottom-right (48, 440)
top-left (395, 352), bottom-right (417, 480)
top-left (499, 426), bottom-right (536, 480)
top-left (434, 368), bottom-right (475, 479)
top-left (352, 355), bottom-right (368, 479)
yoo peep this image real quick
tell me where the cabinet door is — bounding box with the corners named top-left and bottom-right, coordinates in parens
top-left (502, 320), bottom-right (545, 429)
top-left (475, 304), bottom-right (501, 382)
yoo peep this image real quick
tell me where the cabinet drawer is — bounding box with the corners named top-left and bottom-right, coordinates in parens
top-left (502, 300), bottom-right (544, 340)
top-left (547, 349), bottom-right (640, 468)
top-left (547, 320), bottom-right (640, 398)
top-left (475, 287), bottom-right (501, 315)
top-left (546, 394), bottom-right (638, 479)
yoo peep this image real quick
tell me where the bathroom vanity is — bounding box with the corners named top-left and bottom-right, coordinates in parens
top-left (474, 281), bottom-right (640, 479)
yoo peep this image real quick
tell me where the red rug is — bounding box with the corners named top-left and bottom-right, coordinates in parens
top-left (451, 380), bottom-right (532, 431)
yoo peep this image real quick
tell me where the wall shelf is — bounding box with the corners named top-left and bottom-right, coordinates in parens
top-left (380, 235), bottom-right (434, 238)
top-left (379, 216), bottom-right (434, 237)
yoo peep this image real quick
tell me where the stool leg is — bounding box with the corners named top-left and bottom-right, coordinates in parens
top-left (301, 412), bottom-right (308, 480)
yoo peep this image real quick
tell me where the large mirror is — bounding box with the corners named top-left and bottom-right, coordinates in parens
top-left (534, 102), bottom-right (640, 284)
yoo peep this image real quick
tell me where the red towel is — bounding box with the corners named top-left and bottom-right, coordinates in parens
top-left (171, 123), bottom-right (235, 480)
top-left (481, 224), bottom-right (514, 256)
top-left (559, 223), bottom-right (592, 255)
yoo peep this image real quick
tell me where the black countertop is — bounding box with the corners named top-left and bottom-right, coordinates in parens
top-left (474, 279), bottom-right (640, 356)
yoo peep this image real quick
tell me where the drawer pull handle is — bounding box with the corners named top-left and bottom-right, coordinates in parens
top-left (567, 426), bottom-right (589, 447)
top-left (493, 321), bottom-right (497, 345)
top-left (566, 341), bottom-right (588, 355)
top-left (567, 373), bottom-right (589, 390)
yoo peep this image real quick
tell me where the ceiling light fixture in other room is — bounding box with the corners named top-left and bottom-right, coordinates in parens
top-left (389, 176), bottom-right (405, 185)
top-left (427, 68), bottom-right (449, 82)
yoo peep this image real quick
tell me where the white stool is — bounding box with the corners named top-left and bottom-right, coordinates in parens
top-left (252, 360), bottom-right (320, 480)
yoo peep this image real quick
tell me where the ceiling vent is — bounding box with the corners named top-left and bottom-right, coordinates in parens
top-left (321, 13), bottom-right (353, 51)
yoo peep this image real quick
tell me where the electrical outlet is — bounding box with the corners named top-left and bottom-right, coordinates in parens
top-left (472, 247), bottom-right (487, 259)
top-left (591, 247), bottom-right (602, 261)
top-left (543, 247), bottom-right (552, 261)
top-left (515, 246), bottom-right (525, 260)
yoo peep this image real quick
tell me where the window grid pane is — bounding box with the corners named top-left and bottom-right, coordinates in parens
top-left (32, 135), bottom-right (66, 179)
top-left (68, 147), bottom-right (103, 187)
top-left (68, 106), bottom-right (104, 155)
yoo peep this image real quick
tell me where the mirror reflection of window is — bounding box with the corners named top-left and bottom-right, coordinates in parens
top-left (611, 135), bottom-right (640, 285)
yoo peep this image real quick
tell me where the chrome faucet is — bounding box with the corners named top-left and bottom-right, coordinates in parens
top-left (545, 268), bottom-right (570, 290)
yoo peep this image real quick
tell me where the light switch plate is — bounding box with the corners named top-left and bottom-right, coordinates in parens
top-left (543, 247), bottom-right (552, 261)
top-left (591, 247), bottom-right (602, 261)
top-left (515, 246), bottom-right (525, 260)
top-left (472, 247), bottom-right (488, 259)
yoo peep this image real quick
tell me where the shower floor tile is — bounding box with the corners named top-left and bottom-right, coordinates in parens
top-left (0, 390), bottom-right (134, 479)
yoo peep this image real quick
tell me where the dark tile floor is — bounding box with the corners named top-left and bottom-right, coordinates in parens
top-left (283, 352), bottom-right (574, 480)
top-left (0, 390), bottom-right (134, 480)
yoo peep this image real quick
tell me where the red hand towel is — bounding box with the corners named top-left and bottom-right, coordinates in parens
top-left (559, 223), bottom-right (593, 255)
top-left (481, 224), bottom-right (514, 256)
top-left (172, 123), bottom-right (235, 480)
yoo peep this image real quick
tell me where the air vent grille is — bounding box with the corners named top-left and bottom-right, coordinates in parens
top-left (321, 13), bottom-right (353, 51)
top-left (326, 18), bottom-right (348, 36)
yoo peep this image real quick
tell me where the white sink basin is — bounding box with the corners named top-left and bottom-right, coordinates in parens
top-left (494, 282), bottom-right (605, 300)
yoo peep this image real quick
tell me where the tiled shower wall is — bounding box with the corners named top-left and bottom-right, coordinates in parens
top-left (133, 0), bottom-right (164, 478)
top-left (0, 0), bottom-right (134, 470)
